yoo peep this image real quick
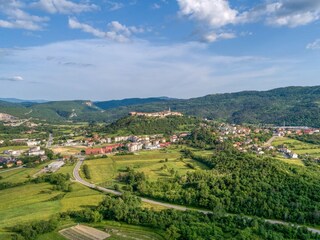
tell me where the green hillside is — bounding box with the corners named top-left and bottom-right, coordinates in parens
top-left (101, 86), bottom-right (320, 127)
top-left (0, 100), bottom-right (108, 122)
top-left (95, 97), bottom-right (173, 110)
top-left (104, 115), bottom-right (199, 135)
top-left (1, 86), bottom-right (320, 126)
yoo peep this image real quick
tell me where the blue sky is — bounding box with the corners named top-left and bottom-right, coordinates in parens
top-left (0, 0), bottom-right (320, 100)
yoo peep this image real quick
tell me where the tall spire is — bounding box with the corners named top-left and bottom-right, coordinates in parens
top-left (168, 107), bottom-right (171, 112)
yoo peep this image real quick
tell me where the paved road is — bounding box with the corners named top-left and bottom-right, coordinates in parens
top-left (73, 160), bottom-right (320, 234)
top-left (0, 165), bottom-right (24, 174)
top-left (264, 136), bottom-right (279, 146)
top-left (46, 133), bottom-right (53, 148)
top-left (73, 160), bottom-right (190, 210)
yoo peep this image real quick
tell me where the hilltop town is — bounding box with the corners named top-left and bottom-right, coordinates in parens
top-left (129, 108), bottom-right (183, 118)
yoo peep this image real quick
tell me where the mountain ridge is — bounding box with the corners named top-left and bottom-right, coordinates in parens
top-left (0, 86), bottom-right (319, 126)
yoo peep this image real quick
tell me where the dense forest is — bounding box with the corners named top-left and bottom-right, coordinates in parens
top-left (1, 86), bottom-right (320, 126)
top-left (291, 134), bottom-right (320, 145)
top-left (12, 193), bottom-right (320, 240)
top-left (117, 143), bottom-right (320, 225)
top-left (104, 116), bottom-right (198, 135)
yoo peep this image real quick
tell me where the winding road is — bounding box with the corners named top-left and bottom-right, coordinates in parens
top-left (73, 159), bottom-right (320, 235)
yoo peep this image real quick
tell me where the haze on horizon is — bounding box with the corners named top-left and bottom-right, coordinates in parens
top-left (1, 0), bottom-right (320, 101)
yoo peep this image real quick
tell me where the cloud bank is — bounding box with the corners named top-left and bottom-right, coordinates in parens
top-left (0, 39), bottom-right (309, 100)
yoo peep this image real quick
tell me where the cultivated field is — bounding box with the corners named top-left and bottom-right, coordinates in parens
top-left (273, 137), bottom-right (320, 158)
top-left (60, 225), bottom-right (110, 240)
top-left (0, 161), bottom-right (54, 183)
top-left (83, 147), bottom-right (209, 187)
top-left (93, 222), bottom-right (165, 240)
top-left (0, 162), bottom-right (104, 231)
top-left (52, 146), bottom-right (85, 155)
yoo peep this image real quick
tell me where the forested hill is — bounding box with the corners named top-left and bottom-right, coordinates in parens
top-left (102, 86), bottom-right (320, 127)
top-left (104, 116), bottom-right (199, 135)
top-left (1, 86), bottom-right (320, 126)
top-left (95, 97), bottom-right (173, 110)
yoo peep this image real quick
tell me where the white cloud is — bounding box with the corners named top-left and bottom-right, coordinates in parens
top-left (152, 3), bottom-right (161, 9)
top-left (177, 0), bottom-right (320, 42)
top-left (68, 18), bottom-right (105, 38)
top-left (31, 0), bottom-right (98, 14)
top-left (177, 0), bottom-right (239, 28)
top-left (68, 18), bottom-right (144, 43)
top-left (0, 0), bottom-right (48, 30)
top-left (0, 75), bottom-right (24, 81)
top-left (202, 32), bottom-right (236, 43)
top-left (307, 39), bottom-right (320, 50)
top-left (262, 0), bottom-right (320, 27)
top-left (0, 39), bottom-right (304, 100)
top-left (105, 1), bottom-right (124, 11)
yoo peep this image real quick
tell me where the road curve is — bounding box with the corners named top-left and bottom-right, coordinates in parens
top-left (73, 160), bottom-right (320, 234)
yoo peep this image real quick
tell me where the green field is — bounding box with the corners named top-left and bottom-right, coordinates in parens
top-left (272, 137), bottom-right (320, 158)
top-left (0, 161), bottom-right (54, 183)
top-left (0, 145), bottom-right (29, 152)
top-left (0, 183), bottom-right (61, 229)
top-left (83, 148), bottom-right (209, 187)
top-left (0, 159), bottom-right (105, 235)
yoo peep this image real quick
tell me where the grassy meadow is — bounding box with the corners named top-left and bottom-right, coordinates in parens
top-left (0, 161), bottom-right (105, 232)
top-left (272, 137), bottom-right (320, 158)
top-left (83, 147), bottom-right (209, 188)
top-left (0, 161), bottom-right (53, 183)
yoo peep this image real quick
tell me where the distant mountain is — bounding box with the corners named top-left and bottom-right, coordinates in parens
top-left (0, 100), bottom-right (107, 122)
top-left (95, 97), bottom-right (175, 110)
top-left (1, 86), bottom-right (320, 126)
top-left (99, 86), bottom-right (320, 127)
top-left (0, 98), bottom-right (48, 103)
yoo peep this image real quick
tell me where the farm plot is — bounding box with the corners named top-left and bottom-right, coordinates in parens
top-left (272, 137), bottom-right (320, 158)
top-left (59, 225), bottom-right (110, 240)
top-left (84, 148), bottom-right (209, 186)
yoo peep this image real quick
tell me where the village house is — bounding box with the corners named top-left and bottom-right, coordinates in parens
top-left (28, 146), bottom-right (45, 156)
top-left (127, 143), bottom-right (143, 152)
top-left (16, 160), bottom-right (23, 166)
top-left (114, 136), bottom-right (130, 142)
top-left (27, 140), bottom-right (41, 147)
top-left (129, 108), bottom-right (183, 118)
top-left (170, 135), bottom-right (178, 143)
top-left (85, 144), bottom-right (122, 155)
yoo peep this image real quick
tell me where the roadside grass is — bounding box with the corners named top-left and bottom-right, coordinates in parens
top-left (60, 183), bottom-right (104, 212)
top-left (142, 202), bottom-right (168, 211)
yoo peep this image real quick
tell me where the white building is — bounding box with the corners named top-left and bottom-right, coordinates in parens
top-left (28, 146), bottom-right (45, 156)
top-left (289, 153), bottom-right (299, 159)
top-left (27, 140), bottom-right (41, 147)
top-left (46, 161), bottom-right (65, 172)
top-left (114, 136), bottom-right (130, 142)
top-left (127, 143), bottom-right (143, 152)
